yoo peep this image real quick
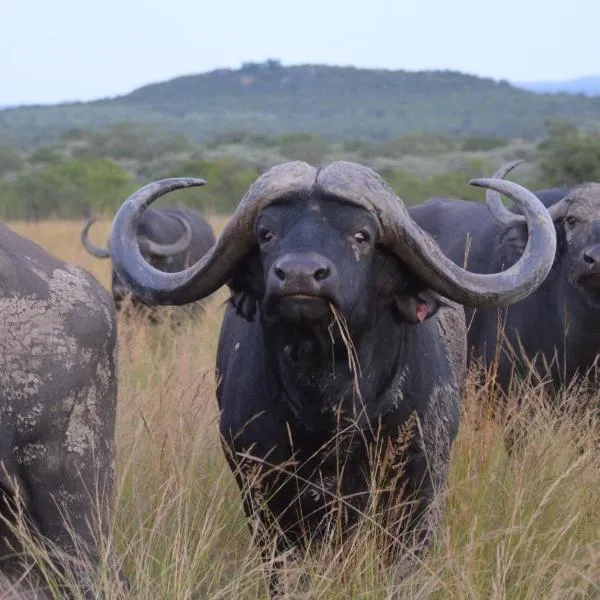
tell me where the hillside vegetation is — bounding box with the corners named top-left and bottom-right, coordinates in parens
top-left (3, 61), bottom-right (600, 148)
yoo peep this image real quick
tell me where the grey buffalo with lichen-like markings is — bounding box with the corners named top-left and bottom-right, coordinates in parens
top-left (82, 205), bottom-right (215, 316)
top-left (411, 160), bottom-right (600, 393)
top-left (0, 222), bottom-right (118, 597)
top-left (107, 162), bottom-right (556, 597)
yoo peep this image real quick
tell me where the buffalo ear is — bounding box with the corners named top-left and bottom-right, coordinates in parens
top-left (552, 218), bottom-right (566, 260)
top-left (394, 289), bottom-right (442, 324)
top-left (227, 252), bottom-right (263, 322)
top-left (498, 223), bottom-right (528, 257)
top-left (499, 221), bottom-right (562, 266)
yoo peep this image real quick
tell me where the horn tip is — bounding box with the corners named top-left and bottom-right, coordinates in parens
top-left (468, 178), bottom-right (489, 188)
top-left (506, 159), bottom-right (525, 171)
top-left (178, 177), bottom-right (207, 187)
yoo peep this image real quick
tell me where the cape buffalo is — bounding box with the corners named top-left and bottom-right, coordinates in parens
top-left (411, 160), bottom-right (600, 392)
top-left (106, 162), bottom-right (556, 595)
top-left (81, 205), bottom-right (215, 315)
top-left (0, 222), bottom-right (118, 597)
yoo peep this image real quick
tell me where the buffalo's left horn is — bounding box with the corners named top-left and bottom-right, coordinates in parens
top-left (108, 165), bottom-right (317, 305)
top-left (316, 161), bottom-right (556, 308)
top-left (138, 214), bottom-right (193, 257)
top-left (81, 216), bottom-right (111, 259)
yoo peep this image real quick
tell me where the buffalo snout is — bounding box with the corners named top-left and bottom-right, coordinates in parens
top-left (266, 253), bottom-right (340, 322)
top-left (577, 244), bottom-right (600, 296)
top-left (272, 252), bottom-right (333, 285)
top-left (582, 245), bottom-right (600, 269)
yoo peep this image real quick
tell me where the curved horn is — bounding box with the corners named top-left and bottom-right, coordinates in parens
top-left (486, 161), bottom-right (569, 225)
top-left (138, 214), bottom-right (193, 257)
top-left (485, 160), bottom-right (526, 225)
top-left (316, 161), bottom-right (556, 308)
top-left (81, 216), bottom-right (111, 259)
top-left (108, 164), bottom-right (317, 305)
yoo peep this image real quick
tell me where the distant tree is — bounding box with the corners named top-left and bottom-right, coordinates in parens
top-left (167, 157), bottom-right (260, 213)
top-left (60, 127), bottom-right (94, 142)
top-left (423, 160), bottom-right (495, 202)
top-left (378, 160), bottom-right (503, 205)
top-left (277, 133), bottom-right (329, 164)
top-left (205, 131), bottom-right (275, 150)
top-left (377, 168), bottom-right (426, 205)
top-left (28, 145), bottom-right (64, 165)
top-left (537, 120), bottom-right (600, 185)
top-left (266, 59), bottom-right (282, 69)
top-left (0, 145), bottom-right (25, 176)
top-left (241, 59), bottom-right (282, 73)
top-left (460, 136), bottom-right (510, 152)
top-left (0, 158), bottom-right (133, 220)
top-left (73, 123), bottom-right (195, 162)
top-left (378, 133), bottom-right (459, 158)
top-left (341, 139), bottom-right (378, 156)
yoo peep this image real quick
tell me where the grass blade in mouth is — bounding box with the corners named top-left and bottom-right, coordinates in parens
top-left (328, 303), bottom-right (362, 401)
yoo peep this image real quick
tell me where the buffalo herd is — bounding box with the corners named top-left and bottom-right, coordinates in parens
top-left (2, 159), bottom-right (599, 596)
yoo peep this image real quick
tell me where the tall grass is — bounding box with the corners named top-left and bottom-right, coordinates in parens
top-left (5, 219), bottom-right (600, 599)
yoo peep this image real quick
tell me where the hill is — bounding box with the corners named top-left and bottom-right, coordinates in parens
top-left (2, 61), bottom-right (600, 149)
top-left (516, 75), bottom-right (600, 96)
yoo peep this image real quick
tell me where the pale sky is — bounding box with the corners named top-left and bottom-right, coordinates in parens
top-left (1, 0), bottom-right (598, 106)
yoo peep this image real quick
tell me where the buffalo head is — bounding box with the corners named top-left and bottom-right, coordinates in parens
top-left (81, 212), bottom-right (194, 310)
top-left (106, 162), bottom-right (556, 327)
top-left (486, 162), bottom-right (600, 309)
top-left (228, 192), bottom-right (444, 335)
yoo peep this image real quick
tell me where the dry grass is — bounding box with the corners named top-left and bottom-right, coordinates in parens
top-left (4, 218), bottom-right (600, 599)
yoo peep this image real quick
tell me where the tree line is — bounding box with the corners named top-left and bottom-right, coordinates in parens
top-left (0, 120), bottom-right (597, 221)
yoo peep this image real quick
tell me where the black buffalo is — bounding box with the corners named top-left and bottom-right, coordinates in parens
top-left (106, 163), bottom-right (556, 595)
top-left (0, 222), bottom-right (118, 597)
top-left (81, 205), bottom-right (215, 315)
top-left (410, 161), bottom-right (600, 393)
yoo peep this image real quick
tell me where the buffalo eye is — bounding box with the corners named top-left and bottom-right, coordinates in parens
top-left (258, 227), bottom-right (275, 244)
top-left (352, 229), bottom-right (371, 244)
top-left (565, 216), bottom-right (578, 228)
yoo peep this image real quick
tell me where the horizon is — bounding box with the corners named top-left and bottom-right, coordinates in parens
top-left (2, 0), bottom-right (599, 106)
top-left (1, 60), bottom-right (598, 110)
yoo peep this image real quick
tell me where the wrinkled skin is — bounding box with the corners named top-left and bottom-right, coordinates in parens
top-left (218, 194), bottom-right (465, 595)
top-left (411, 183), bottom-right (600, 392)
top-left (0, 223), bottom-right (118, 597)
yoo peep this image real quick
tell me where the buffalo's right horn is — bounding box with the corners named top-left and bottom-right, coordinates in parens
top-left (486, 160), bottom-right (569, 225)
top-left (81, 216), bottom-right (111, 259)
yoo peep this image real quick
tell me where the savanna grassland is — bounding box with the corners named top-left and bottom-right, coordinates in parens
top-left (7, 217), bottom-right (600, 599)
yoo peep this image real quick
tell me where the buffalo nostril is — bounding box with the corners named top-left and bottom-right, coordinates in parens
top-left (313, 267), bottom-right (330, 281)
top-left (584, 252), bottom-right (596, 265)
top-left (274, 266), bottom-right (286, 281)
